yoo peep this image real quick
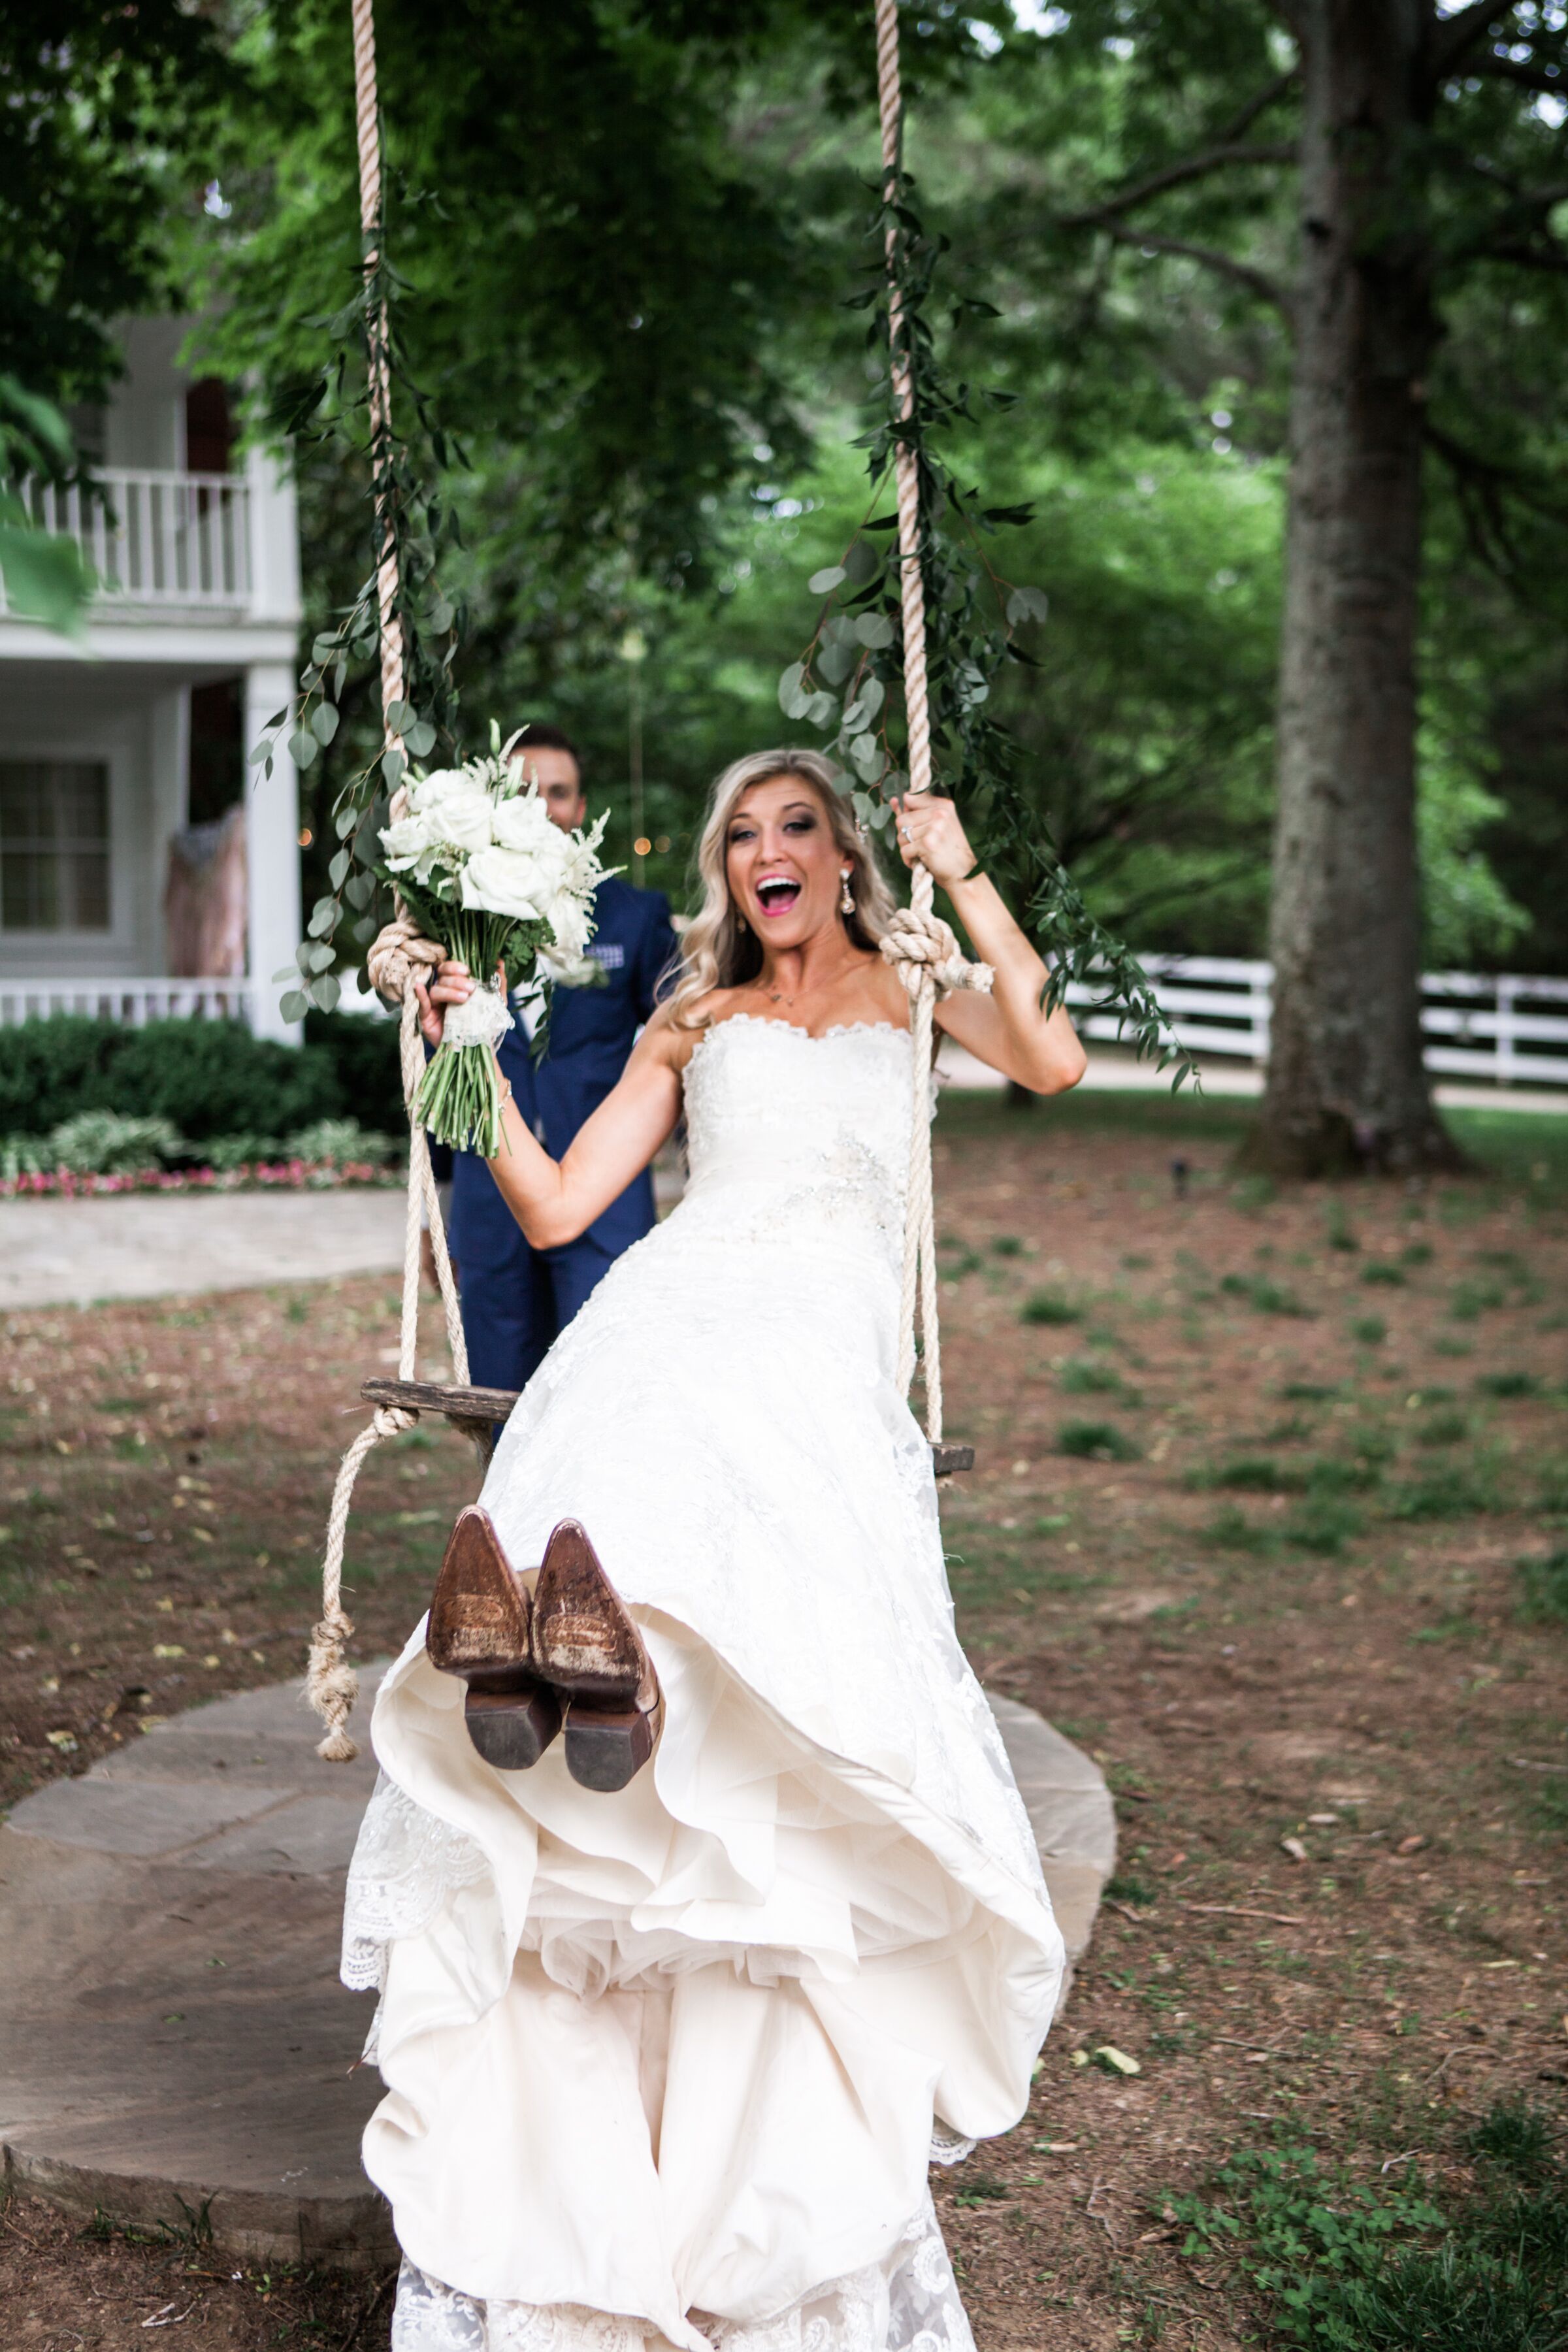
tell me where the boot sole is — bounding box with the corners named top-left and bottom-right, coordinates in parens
top-left (563, 1695), bottom-right (662, 1793)
top-left (465, 1682), bottom-right (563, 1772)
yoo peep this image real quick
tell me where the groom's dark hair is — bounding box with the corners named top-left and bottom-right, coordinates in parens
top-left (512, 721), bottom-right (583, 777)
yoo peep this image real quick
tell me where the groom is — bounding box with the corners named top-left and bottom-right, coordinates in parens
top-left (448, 723), bottom-right (679, 1393)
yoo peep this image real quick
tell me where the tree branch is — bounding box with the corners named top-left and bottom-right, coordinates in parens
top-left (1216, 66), bottom-right (1299, 145)
top-left (1092, 220), bottom-right (1292, 314)
top-left (1064, 142), bottom-right (1296, 229)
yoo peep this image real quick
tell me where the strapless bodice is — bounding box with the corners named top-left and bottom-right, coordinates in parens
top-left (674, 1015), bottom-right (921, 1271)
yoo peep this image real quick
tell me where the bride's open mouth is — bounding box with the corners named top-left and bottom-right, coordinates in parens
top-left (755, 875), bottom-right (802, 919)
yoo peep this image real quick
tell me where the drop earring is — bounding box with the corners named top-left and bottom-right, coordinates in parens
top-left (840, 870), bottom-right (855, 917)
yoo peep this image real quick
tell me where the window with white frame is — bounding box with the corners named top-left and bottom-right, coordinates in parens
top-left (0, 762), bottom-right (111, 931)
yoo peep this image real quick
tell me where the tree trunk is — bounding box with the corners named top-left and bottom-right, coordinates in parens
top-left (1246, 0), bottom-right (1463, 1178)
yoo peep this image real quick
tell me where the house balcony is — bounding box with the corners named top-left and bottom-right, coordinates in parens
top-left (14, 468), bottom-right (255, 612)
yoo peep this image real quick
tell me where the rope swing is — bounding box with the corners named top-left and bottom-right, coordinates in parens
top-left (306, 0), bottom-right (976, 1761)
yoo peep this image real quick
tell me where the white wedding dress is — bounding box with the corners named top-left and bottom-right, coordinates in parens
top-left (342, 1016), bottom-right (1066, 2352)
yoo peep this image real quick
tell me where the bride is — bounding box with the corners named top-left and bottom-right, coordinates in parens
top-left (344, 747), bottom-right (1087, 2352)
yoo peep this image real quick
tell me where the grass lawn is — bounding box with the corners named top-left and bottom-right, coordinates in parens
top-left (2, 1082), bottom-right (1565, 2348)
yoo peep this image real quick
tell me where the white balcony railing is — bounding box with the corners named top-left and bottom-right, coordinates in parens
top-left (10, 469), bottom-right (253, 609)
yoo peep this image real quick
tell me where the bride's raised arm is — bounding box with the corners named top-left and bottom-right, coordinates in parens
top-left (892, 794), bottom-right (1088, 1096)
top-left (416, 964), bottom-right (685, 1247)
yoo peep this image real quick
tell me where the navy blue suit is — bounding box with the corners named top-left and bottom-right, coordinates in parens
top-left (449, 875), bottom-right (679, 1394)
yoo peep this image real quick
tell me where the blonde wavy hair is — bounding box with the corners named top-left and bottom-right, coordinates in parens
top-left (666, 748), bottom-right (899, 1028)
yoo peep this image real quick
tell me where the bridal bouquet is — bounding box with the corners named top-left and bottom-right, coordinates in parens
top-left (380, 755), bottom-right (612, 1154)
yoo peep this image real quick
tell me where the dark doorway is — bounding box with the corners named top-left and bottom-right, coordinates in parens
top-left (184, 379), bottom-right (235, 476)
top-left (189, 679), bottom-right (244, 825)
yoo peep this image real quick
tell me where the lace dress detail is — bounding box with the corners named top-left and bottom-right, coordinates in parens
top-left (391, 2196), bottom-right (973, 2352)
top-left (342, 1017), bottom-right (1064, 2352)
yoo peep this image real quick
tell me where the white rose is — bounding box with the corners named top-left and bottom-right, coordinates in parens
top-left (380, 810), bottom-right (437, 874)
top-left (460, 846), bottom-right (549, 921)
top-left (412, 772), bottom-right (495, 855)
top-left (491, 791), bottom-right (564, 859)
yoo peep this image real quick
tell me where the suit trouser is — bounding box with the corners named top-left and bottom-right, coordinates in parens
top-left (457, 1223), bottom-right (622, 1396)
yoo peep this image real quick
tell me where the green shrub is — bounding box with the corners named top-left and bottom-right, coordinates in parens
top-left (1401, 1240), bottom-right (1435, 1266)
top-left (48, 1111), bottom-right (184, 1174)
top-left (1351, 1315), bottom-right (1388, 1345)
top-left (1282, 1495), bottom-right (1364, 1554)
top-left (0, 1009), bottom-right (403, 1146)
top-left (1021, 1289), bottom-right (1081, 1326)
top-left (1516, 1550), bottom-right (1568, 1625)
top-left (286, 1117), bottom-right (399, 1166)
top-left (1187, 1456), bottom-right (1305, 1494)
top-left (1478, 1372), bottom-right (1543, 1400)
top-left (1056, 1420), bottom-right (1141, 1462)
top-left (1200, 1505), bottom-right (1276, 1554)
top-left (989, 1234), bottom-right (1024, 1258)
top-left (1362, 1261), bottom-right (1407, 1286)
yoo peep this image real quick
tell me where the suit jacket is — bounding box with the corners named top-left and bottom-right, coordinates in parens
top-left (448, 875), bottom-right (679, 1265)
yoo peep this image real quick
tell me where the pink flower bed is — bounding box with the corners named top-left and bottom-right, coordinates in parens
top-left (0, 1159), bottom-right (402, 1200)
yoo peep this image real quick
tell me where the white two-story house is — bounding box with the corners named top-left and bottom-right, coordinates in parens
top-left (0, 319), bottom-right (302, 1040)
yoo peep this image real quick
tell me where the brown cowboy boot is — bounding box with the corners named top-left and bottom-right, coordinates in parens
top-left (530, 1518), bottom-right (662, 1792)
top-left (427, 1505), bottom-right (562, 1771)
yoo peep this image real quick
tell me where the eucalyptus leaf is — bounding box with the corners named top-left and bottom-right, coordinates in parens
top-left (335, 803), bottom-right (360, 839)
top-left (314, 972), bottom-right (342, 1015)
top-left (345, 869), bottom-right (375, 911)
top-left (304, 940), bottom-right (336, 975)
top-left (857, 676), bottom-right (885, 723)
top-left (853, 612), bottom-right (896, 649)
top-left (280, 990), bottom-right (308, 1024)
top-left (289, 727), bottom-right (319, 769)
top-left (308, 901), bottom-right (336, 940)
top-left (385, 698), bottom-right (414, 734)
top-left (1005, 585), bottom-right (1051, 626)
top-left (382, 747), bottom-right (406, 791)
top-left (405, 719), bottom-right (437, 757)
top-left (805, 691), bottom-right (836, 727)
top-left (310, 701), bottom-right (340, 745)
top-left (841, 697), bottom-right (873, 737)
top-left (817, 638), bottom-right (856, 685)
top-left (844, 540), bottom-right (881, 585)
top-left (807, 564), bottom-right (847, 595)
top-left (329, 847), bottom-right (351, 888)
top-left (777, 662), bottom-right (812, 720)
top-left (849, 730), bottom-right (883, 777)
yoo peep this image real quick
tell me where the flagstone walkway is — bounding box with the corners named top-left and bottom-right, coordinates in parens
top-left (0, 1672), bottom-right (1114, 2268)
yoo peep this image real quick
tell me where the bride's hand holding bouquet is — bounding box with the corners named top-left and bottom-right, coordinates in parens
top-left (380, 753), bottom-right (612, 1155)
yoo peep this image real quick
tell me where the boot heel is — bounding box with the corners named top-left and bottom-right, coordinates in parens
top-left (465, 1682), bottom-right (563, 1772)
top-left (562, 1692), bottom-right (663, 1793)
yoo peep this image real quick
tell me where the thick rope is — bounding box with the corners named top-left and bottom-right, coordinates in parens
top-left (350, 0), bottom-right (404, 732)
top-left (307, 0), bottom-right (449, 1758)
top-left (874, 0), bottom-right (948, 1437)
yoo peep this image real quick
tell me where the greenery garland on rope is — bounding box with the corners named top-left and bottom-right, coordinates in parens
top-left (252, 203), bottom-right (468, 1023)
top-left (782, 163), bottom-right (1195, 1084)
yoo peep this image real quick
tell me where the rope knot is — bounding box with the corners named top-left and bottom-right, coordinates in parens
top-left (879, 906), bottom-right (994, 1001)
top-left (367, 908), bottom-right (444, 1005)
top-left (372, 1403), bottom-right (418, 1438)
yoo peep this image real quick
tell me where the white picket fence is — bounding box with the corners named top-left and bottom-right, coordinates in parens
top-left (3, 958), bottom-right (1567, 1090)
top-left (5, 470), bottom-right (253, 609)
top-left (1062, 956), bottom-right (1568, 1090)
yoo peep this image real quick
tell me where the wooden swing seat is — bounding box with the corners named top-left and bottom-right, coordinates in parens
top-left (361, 1377), bottom-right (975, 1477)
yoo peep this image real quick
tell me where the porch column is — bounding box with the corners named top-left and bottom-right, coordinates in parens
top-left (243, 662), bottom-right (301, 1043)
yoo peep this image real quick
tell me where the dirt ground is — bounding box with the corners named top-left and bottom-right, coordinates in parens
top-left (3, 1085), bottom-right (1565, 2349)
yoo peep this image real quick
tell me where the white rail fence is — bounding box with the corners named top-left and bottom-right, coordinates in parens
top-left (5, 470), bottom-right (253, 609)
top-left (1063, 957), bottom-right (1568, 1090)
top-left (2, 960), bottom-right (1567, 1090)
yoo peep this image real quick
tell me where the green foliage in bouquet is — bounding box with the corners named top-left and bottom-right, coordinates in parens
top-left (779, 167), bottom-right (1194, 1085)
